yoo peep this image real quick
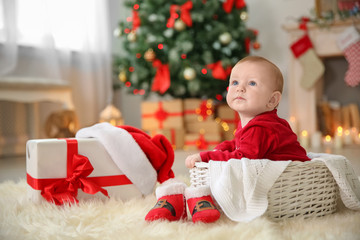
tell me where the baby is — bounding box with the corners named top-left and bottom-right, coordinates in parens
top-left (186, 56), bottom-right (310, 168)
top-left (145, 56), bottom-right (309, 224)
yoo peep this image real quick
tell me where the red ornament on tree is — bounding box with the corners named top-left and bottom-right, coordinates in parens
top-left (253, 41), bottom-right (261, 50)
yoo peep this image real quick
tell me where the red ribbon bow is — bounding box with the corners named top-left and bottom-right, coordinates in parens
top-left (35, 139), bottom-right (109, 205)
top-left (196, 100), bottom-right (213, 120)
top-left (299, 17), bottom-right (310, 31)
top-left (151, 59), bottom-right (171, 94)
top-left (167, 1), bottom-right (193, 28)
top-left (40, 140), bottom-right (108, 205)
top-left (184, 132), bottom-right (220, 150)
top-left (132, 10), bottom-right (141, 31)
top-left (206, 61), bottom-right (231, 80)
top-left (222, 0), bottom-right (246, 13)
top-left (196, 134), bottom-right (209, 150)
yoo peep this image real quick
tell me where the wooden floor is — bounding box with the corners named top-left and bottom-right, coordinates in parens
top-left (1, 145), bottom-right (359, 183)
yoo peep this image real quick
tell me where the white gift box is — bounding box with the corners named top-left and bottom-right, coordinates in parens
top-left (26, 138), bottom-right (143, 204)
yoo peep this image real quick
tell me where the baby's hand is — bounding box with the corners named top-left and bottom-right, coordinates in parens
top-left (185, 153), bottom-right (201, 169)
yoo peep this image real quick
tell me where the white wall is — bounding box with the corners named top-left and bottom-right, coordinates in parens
top-left (109, 0), bottom-right (316, 127)
top-left (246, 0), bottom-right (314, 119)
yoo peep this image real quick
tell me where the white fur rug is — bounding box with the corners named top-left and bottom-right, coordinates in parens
top-left (1, 178), bottom-right (360, 240)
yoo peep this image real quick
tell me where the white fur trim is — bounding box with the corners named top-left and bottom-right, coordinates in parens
top-left (156, 179), bottom-right (187, 199)
top-left (185, 186), bottom-right (211, 199)
top-left (76, 122), bottom-right (157, 195)
top-left (337, 26), bottom-right (360, 50)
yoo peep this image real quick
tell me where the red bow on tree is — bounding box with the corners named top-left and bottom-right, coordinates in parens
top-left (222, 0), bottom-right (246, 13)
top-left (206, 61), bottom-right (230, 80)
top-left (132, 10), bottom-right (141, 31)
top-left (151, 59), bottom-right (171, 94)
top-left (41, 154), bottom-right (109, 205)
top-left (167, 1), bottom-right (193, 28)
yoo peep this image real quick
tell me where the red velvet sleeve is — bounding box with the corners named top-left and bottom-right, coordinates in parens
top-left (200, 127), bottom-right (276, 162)
top-left (213, 140), bottom-right (236, 151)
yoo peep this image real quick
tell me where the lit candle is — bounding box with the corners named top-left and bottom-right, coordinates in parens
top-left (351, 128), bottom-right (359, 143)
top-left (334, 126), bottom-right (343, 149)
top-left (289, 116), bottom-right (298, 135)
top-left (323, 135), bottom-right (333, 153)
top-left (311, 131), bottom-right (322, 149)
top-left (343, 129), bottom-right (353, 145)
top-left (356, 133), bottom-right (360, 145)
top-left (299, 130), bottom-right (309, 149)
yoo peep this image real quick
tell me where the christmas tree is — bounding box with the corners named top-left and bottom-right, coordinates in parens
top-left (113, 0), bottom-right (259, 101)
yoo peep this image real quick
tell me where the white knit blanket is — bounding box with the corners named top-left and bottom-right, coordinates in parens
top-left (208, 153), bottom-right (360, 223)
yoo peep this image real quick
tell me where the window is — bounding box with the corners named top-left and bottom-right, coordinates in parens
top-left (0, 0), bottom-right (97, 50)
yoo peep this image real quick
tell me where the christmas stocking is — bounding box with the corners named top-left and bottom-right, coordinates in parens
top-left (145, 179), bottom-right (187, 222)
top-left (185, 186), bottom-right (221, 223)
top-left (290, 34), bottom-right (325, 89)
top-left (337, 26), bottom-right (360, 87)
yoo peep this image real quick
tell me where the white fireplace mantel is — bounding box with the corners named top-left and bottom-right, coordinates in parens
top-left (283, 20), bottom-right (360, 135)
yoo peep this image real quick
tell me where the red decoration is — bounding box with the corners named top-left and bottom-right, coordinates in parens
top-left (132, 10), bottom-right (141, 31)
top-left (253, 41), bottom-right (261, 50)
top-left (167, 1), bottom-right (193, 28)
top-left (206, 61), bottom-right (229, 80)
top-left (142, 102), bottom-right (183, 129)
top-left (151, 59), bottom-right (171, 94)
top-left (245, 37), bottom-right (250, 53)
top-left (222, 0), bottom-right (246, 13)
top-left (299, 17), bottom-right (310, 31)
top-left (27, 139), bottom-right (132, 205)
top-left (184, 100), bottom-right (213, 121)
top-left (290, 34), bottom-right (313, 58)
top-left (185, 133), bottom-right (220, 150)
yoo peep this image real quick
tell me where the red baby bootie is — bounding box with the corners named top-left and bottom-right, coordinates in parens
top-left (145, 179), bottom-right (187, 222)
top-left (185, 186), bottom-right (220, 223)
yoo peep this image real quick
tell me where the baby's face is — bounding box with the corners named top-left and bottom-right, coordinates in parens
top-left (226, 61), bottom-right (278, 118)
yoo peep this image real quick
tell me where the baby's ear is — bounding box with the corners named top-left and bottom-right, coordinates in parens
top-left (267, 91), bottom-right (282, 109)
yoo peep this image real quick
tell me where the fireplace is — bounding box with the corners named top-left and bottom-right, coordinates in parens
top-left (283, 20), bottom-right (360, 144)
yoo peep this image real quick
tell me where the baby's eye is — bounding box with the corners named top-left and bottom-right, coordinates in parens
top-left (249, 81), bottom-right (257, 86)
top-left (231, 80), bottom-right (238, 86)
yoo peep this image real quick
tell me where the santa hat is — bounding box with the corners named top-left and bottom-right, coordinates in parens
top-left (76, 122), bottom-right (175, 195)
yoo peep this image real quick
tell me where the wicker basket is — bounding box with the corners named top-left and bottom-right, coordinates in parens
top-left (189, 161), bottom-right (339, 221)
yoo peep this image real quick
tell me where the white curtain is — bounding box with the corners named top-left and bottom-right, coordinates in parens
top-left (0, 0), bottom-right (113, 127)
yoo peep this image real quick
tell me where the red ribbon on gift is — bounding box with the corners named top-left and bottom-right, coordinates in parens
top-left (185, 133), bottom-right (220, 150)
top-left (184, 100), bottom-right (214, 121)
top-left (27, 139), bottom-right (132, 205)
top-left (221, 111), bottom-right (240, 125)
top-left (222, 0), bottom-right (246, 13)
top-left (151, 59), bottom-right (171, 94)
top-left (206, 61), bottom-right (231, 80)
top-left (132, 10), bottom-right (141, 31)
top-left (167, 1), bottom-right (193, 28)
top-left (142, 102), bottom-right (183, 129)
